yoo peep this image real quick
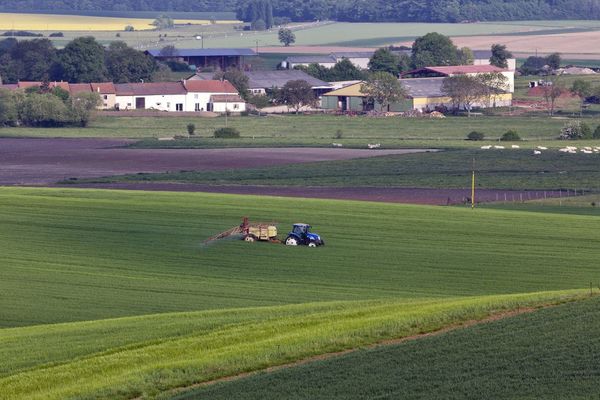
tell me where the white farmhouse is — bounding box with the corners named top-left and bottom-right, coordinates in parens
top-left (114, 82), bottom-right (188, 111)
top-left (182, 80), bottom-right (245, 113)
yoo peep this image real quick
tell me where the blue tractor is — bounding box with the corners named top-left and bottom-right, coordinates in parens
top-left (285, 223), bottom-right (324, 247)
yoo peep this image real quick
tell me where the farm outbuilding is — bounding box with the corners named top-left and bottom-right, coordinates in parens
top-left (146, 48), bottom-right (257, 71)
top-left (321, 77), bottom-right (513, 112)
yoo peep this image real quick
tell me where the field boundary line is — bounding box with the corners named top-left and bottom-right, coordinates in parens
top-left (162, 301), bottom-right (572, 399)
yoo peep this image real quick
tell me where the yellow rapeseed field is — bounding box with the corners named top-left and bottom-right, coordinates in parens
top-left (0, 13), bottom-right (234, 31)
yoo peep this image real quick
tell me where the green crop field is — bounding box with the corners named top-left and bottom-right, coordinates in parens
top-left (79, 149), bottom-right (600, 192)
top-left (0, 187), bottom-right (599, 398)
top-left (181, 295), bottom-right (600, 400)
top-left (3, 114), bottom-right (600, 147)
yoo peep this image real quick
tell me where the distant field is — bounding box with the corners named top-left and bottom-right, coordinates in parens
top-left (0, 186), bottom-right (598, 398)
top-left (182, 295), bottom-right (600, 400)
top-left (0, 12), bottom-right (236, 31)
top-left (83, 149), bottom-right (600, 192)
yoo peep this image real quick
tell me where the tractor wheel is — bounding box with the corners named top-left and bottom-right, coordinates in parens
top-left (285, 236), bottom-right (298, 246)
top-left (308, 241), bottom-right (317, 247)
top-left (244, 235), bottom-right (256, 242)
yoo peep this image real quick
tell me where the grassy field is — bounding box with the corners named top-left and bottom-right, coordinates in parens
top-left (0, 12), bottom-right (235, 31)
top-left (481, 193), bottom-right (600, 215)
top-left (79, 149), bottom-right (600, 191)
top-left (2, 114), bottom-right (600, 146)
top-left (181, 295), bottom-right (600, 400)
top-left (0, 186), bottom-right (598, 398)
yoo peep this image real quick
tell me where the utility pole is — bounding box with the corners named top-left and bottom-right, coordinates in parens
top-left (471, 158), bottom-right (476, 209)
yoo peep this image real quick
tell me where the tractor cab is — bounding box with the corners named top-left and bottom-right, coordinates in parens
top-left (285, 223), bottom-right (324, 247)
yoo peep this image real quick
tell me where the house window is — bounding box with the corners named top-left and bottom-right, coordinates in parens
top-left (176, 103), bottom-right (183, 111)
top-left (194, 94), bottom-right (199, 99)
top-left (167, 102), bottom-right (171, 108)
top-left (103, 95), bottom-right (108, 100)
top-left (234, 104), bottom-right (239, 109)
top-left (195, 103), bottom-right (201, 111)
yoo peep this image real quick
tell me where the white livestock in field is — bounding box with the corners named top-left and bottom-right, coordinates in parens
top-left (332, 143), bottom-right (343, 147)
top-left (494, 145), bottom-right (505, 149)
top-left (367, 143), bottom-right (381, 149)
top-left (537, 146), bottom-right (548, 150)
top-left (480, 145), bottom-right (492, 149)
top-left (533, 150), bottom-right (542, 155)
top-left (511, 145), bottom-right (520, 149)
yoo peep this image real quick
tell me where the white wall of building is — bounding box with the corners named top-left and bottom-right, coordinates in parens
top-left (115, 94), bottom-right (187, 111)
top-left (212, 101), bottom-right (246, 113)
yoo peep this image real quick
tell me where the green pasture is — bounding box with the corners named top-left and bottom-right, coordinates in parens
top-left (184, 295), bottom-right (600, 400)
top-left (3, 114), bottom-right (599, 147)
top-left (0, 186), bottom-right (598, 398)
top-left (81, 149), bottom-right (600, 192)
top-left (481, 193), bottom-right (600, 216)
top-left (1, 187), bottom-right (599, 328)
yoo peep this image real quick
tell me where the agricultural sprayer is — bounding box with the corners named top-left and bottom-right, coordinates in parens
top-left (204, 217), bottom-right (324, 247)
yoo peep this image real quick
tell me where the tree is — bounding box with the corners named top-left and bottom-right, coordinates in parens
top-left (329, 58), bottom-right (367, 81)
top-left (106, 41), bottom-right (157, 83)
top-left (542, 75), bottom-right (565, 116)
top-left (278, 28), bottom-right (295, 47)
top-left (277, 79), bottom-right (316, 113)
top-left (476, 72), bottom-right (509, 107)
top-left (69, 92), bottom-right (101, 127)
top-left (152, 15), bottom-right (174, 30)
top-left (213, 68), bottom-right (249, 100)
top-left (0, 88), bottom-right (18, 126)
top-left (489, 44), bottom-right (512, 68)
top-left (441, 75), bottom-right (484, 117)
top-left (571, 79), bottom-right (592, 116)
top-left (457, 47), bottom-right (474, 65)
top-left (368, 48), bottom-right (401, 75)
top-left (53, 37), bottom-right (107, 83)
top-left (20, 93), bottom-right (71, 127)
top-left (159, 45), bottom-right (179, 58)
top-left (411, 32), bottom-right (458, 69)
top-left (360, 71), bottom-right (407, 112)
top-left (546, 53), bottom-right (561, 70)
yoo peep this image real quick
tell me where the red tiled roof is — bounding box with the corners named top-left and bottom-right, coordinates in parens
top-left (423, 65), bottom-right (506, 75)
top-left (114, 82), bottom-right (187, 96)
top-left (91, 82), bottom-right (116, 94)
top-left (210, 94), bottom-right (244, 103)
top-left (183, 80), bottom-right (237, 93)
top-left (69, 83), bottom-right (92, 93)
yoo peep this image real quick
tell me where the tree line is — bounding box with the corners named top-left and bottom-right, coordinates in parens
top-left (0, 84), bottom-right (100, 127)
top-left (0, 37), bottom-right (159, 84)
top-left (3, 0), bottom-right (600, 21)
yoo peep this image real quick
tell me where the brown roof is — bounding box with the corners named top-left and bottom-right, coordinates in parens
top-left (183, 80), bottom-right (237, 93)
top-left (69, 83), bottom-right (92, 93)
top-left (0, 84), bottom-right (18, 90)
top-left (114, 82), bottom-right (187, 96)
top-left (91, 82), bottom-right (116, 94)
top-left (210, 94), bottom-right (245, 103)
top-left (17, 81), bottom-right (71, 91)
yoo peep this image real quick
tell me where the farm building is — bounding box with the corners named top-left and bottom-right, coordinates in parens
top-left (472, 50), bottom-right (517, 71)
top-left (145, 48), bottom-right (257, 71)
top-left (321, 77), bottom-right (512, 112)
top-left (182, 80), bottom-right (245, 113)
top-left (282, 51), bottom-right (377, 69)
top-left (0, 80), bottom-right (246, 113)
top-left (402, 65), bottom-right (515, 93)
top-left (189, 69), bottom-right (331, 96)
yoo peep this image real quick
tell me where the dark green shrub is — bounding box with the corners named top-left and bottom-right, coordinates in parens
top-left (580, 122), bottom-right (592, 139)
top-left (187, 123), bottom-right (196, 135)
top-left (49, 32), bottom-right (64, 37)
top-left (560, 121), bottom-right (592, 140)
top-left (334, 129), bottom-right (343, 139)
top-left (214, 127), bottom-right (240, 138)
top-left (467, 131), bottom-right (485, 141)
top-left (593, 125), bottom-right (600, 139)
top-left (500, 130), bottom-right (521, 141)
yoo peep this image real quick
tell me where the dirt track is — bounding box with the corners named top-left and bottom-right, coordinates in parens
top-left (0, 138), bottom-right (432, 185)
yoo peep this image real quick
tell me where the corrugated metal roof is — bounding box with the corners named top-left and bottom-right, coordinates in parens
top-left (472, 50), bottom-right (493, 59)
top-left (423, 65), bottom-right (507, 75)
top-left (191, 70), bottom-right (330, 89)
top-left (114, 82), bottom-right (187, 96)
top-left (183, 80), bottom-right (237, 93)
top-left (147, 48), bottom-right (257, 57)
top-left (331, 51), bottom-right (374, 59)
top-left (245, 70), bottom-right (330, 89)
